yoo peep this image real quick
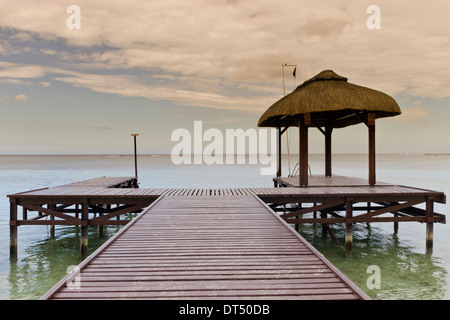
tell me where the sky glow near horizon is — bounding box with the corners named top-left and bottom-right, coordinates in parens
top-left (0, 0), bottom-right (449, 155)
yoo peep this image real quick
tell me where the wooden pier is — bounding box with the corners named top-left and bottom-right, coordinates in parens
top-left (8, 177), bottom-right (155, 255)
top-left (40, 193), bottom-right (369, 300)
top-left (271, 175), bottom-right (445, 249)
top-left (7, 176), bottom-right (446, 300)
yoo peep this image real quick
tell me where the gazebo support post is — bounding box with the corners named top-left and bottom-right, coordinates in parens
top-left (277, 127), bottom-right (282, 178)
top-left (299, 115), bottom-right (308, 187)
top-left (368, 115), bottom-right (376, 186)
top-left (325, 124), bottom-right (333, 177)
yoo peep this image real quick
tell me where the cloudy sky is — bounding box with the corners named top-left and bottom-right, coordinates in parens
top-left (0, 0), bottom-right (449, 154)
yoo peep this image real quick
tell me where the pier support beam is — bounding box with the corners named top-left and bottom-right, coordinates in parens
top-left (321, 211), bottom-right (327, 237)
top-left (10, 199), bottom-right (18, 257)
top-left (368, 117), bottom-right (376, 186)
top-left (294, 203), bottom-right (301, 231)
top-left (325, 124), bottom-right (332, 177)
top-left (394, 214), bottom-right (399, 234)
top-left (345, 198), bottom-right (353, 252)
top-left (81, 201), bottom-right (89, 255)
top-left (49, 204), bottom-right (55, 238)
top-left (99, 212), bottom-right (104, 237)
top-left (391, 202), bottom-right (399, 234)
top-left (426, 197), bottom-right (434, 248)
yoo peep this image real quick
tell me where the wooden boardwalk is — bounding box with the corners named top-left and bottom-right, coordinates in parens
top-left (41, 194), bottom-right (369, 300)
top-left (9, 176), bottom-right (446, 256)
top-left (8, 176), bottom-right (446, 300)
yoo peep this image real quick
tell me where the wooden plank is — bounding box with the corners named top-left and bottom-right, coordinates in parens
top-left (353, 200), bottom-right (423, 222)
top-left (41, 194), bottom-right (369, 300)
top-left (282, 201), bottom-right (344, 219)
top-left (53, 287), bottom-right (354, 299)
top-left (20, 203), bottom-right (81, 224)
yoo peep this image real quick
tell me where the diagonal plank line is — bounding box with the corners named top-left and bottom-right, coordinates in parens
top-left (282, 201), bottom-right (344, 219)
top-left (353, 200), bottom-right (424, 222)
top-left (23, 203), bottom-right (82, 223)
top-left (91, 203), bottom-right (153, 222)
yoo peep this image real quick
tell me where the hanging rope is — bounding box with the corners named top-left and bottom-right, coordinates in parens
top-left (286, 66), bottom-right (296, 176)
top-left (282, 63), bottom-right (297, 177)
top-left (286, 128), bottom-right (291, 176)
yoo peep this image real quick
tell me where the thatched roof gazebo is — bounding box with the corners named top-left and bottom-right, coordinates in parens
top-left (258, 70), bottom-right (401, 187)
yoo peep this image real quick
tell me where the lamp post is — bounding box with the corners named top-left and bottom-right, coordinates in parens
top-left (131, 134), bottom-right (139, 187)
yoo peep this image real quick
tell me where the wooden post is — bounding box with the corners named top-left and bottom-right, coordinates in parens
top-left (49, 204), bottom-right (55, 238)
top-left (325, 124), bottom-right (332, 177)
top-left (131, 134), bottom-right (139, 185)
top-left (392, 202), bottom-right (399, 234)
top-left (368, 114), bottom-right (376, 186)
top-left (345, 198), bottom-right (353, 251)
top-left (22, 207), bottom-right (28, 220)
top-left (10, 198), bottom-right (18, 257)
top-left (394, 214), bottom-right (399, 234)
top-left (81, 201), bottom-right (89, 255)
top-left (99, 213), bottom-right (104, 237)
top-left (426, 197), bottom-right (434, 248)
top-left (277, 127), bottom-right (282, 178)
top-left (100, 204), bottom-right (110, 238)
top-left (295, 203), bottom-right (301, 232)
top-left (321, 211), bottom-right (327, 237)
top-left (299, 115), bottom-right (308, 187)
top-left (313, 203), bottom-right (318, 219)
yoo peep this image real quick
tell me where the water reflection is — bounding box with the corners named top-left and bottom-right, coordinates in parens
top-left (8, 224), bottom-right (123, 300)
top-left (297, 222), bottom-right (447, 300)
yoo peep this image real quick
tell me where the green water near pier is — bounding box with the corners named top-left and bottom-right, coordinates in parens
top-left (297, 222), bottom-right (447, 299)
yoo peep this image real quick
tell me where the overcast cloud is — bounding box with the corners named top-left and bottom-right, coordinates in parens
top-left (1, 1), bottom-right (449, 108)
top-left (0, 0), bottom-right (449, 153)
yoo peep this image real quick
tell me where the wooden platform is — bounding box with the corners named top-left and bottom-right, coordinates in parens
top-left (8, 176), bottom-right (446, 300)
top-left (40, 194), bottom-right (369, 300)
top-left (273, 175), bottom-right (391, 187)
top-left (9, 176), bottom-right (445, 253)
top-left (60, 177), bottom-right (139, 188)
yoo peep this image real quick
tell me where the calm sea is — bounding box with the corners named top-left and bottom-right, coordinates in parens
top-left (0, 154), bottom-right (449, 300)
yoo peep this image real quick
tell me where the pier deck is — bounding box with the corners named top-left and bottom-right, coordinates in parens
top-left (40, 194), bottom-right (369, 300)
top-left (7, 176), bottom-right (446, 300)
top-left (273, 175), bottom-right (392, 187)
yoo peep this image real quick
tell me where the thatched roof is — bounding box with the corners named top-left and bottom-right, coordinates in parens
top-left (258, 70), bottom-right (401, 128)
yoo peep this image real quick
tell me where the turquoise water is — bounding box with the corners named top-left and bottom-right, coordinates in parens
top-left (1, 154), bottom-right (449, 300)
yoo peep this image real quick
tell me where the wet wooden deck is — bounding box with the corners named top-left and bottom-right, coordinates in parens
top-left (40, 194), bottom-right (369, 300)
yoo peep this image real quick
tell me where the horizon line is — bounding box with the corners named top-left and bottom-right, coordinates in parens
top-left (1, 152), bottom-right (449, 156)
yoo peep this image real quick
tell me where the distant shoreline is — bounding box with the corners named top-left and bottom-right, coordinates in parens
top-left (1, 153), bottom-right (449, 157)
